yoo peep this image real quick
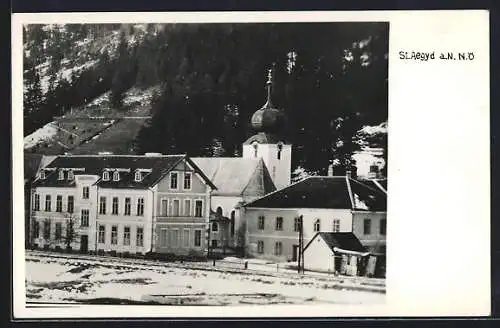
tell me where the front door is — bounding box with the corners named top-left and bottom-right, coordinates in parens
top-left (292, 245), bottom-right (298, 261)
top-left (80, 235), bottom-right (88, 253)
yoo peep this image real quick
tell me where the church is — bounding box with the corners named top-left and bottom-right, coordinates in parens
top-left (191, 69), bottom-right (292, 254)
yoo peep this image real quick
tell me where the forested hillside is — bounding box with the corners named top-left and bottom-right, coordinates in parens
top-left (23, 23), bottom-right (388, 177)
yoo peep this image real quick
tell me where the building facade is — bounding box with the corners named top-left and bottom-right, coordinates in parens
top-left (29, 154), bottom-right (216, 257)
top-left (243, 176), bottom-right (387, 261)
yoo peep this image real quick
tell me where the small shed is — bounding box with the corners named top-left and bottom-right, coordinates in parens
top-left (303, 232), bottom-right (370, 276)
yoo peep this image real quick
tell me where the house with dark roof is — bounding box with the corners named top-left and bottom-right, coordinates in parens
top-left (24, 154), bottom-right (56, 248)
top-left (303, 232), bottom-right (369, 275)
top-left (242, 175), bottom-right (387, 261)
top-left (29, 154), bottom-right (216, 257)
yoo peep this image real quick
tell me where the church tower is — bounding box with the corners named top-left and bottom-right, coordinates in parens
top-left (242, 69), bottom-right (292, 190)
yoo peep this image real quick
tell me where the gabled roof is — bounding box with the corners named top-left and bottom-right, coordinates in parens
top-left (304, 232), bottom-right (366, 253)
top-left (358, 178), bottom-right (387, 194)
top-left (243, 176), bottom-right (386, 211)
top-left (191, 157), bottom-right (276, 197)
top-left (24, 154), bottom-right (56, 182)
top-left (32, 154), bottom-right (216, 190)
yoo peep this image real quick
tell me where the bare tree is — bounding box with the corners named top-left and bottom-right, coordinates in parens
top-left (63, 214), bottom-right (79, 251)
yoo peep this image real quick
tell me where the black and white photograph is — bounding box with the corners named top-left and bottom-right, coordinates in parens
top-left (12, 10), bottom-right (490, 318)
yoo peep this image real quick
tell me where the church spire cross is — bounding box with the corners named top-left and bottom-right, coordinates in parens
top-left (265, 68), bottom-right (273, 108)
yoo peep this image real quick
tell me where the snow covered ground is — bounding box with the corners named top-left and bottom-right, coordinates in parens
top-left (24, 122), bottom-right (58, 149)
top-left (25, 252), bottom-right (385, 306)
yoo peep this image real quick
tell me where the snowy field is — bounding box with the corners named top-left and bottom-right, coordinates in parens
top-left (25, 251), bottom-right (385, 306)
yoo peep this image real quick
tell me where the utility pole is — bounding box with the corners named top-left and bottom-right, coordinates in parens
top-left (297, 215), bottom-right (304, 274)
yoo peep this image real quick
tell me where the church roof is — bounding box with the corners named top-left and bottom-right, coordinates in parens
top-left (191, 157), bottom-right (276, 197)
top-left (243, 132), bottom-right (288, 145)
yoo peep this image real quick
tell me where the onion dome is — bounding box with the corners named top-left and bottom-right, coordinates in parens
top-left (250, 69), bottom-right (285, 133)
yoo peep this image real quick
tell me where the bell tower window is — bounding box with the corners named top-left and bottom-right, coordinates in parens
top-left (253, 142), bottom-right (258, 158)
top-left (277, 143), bottom-right (283, 160)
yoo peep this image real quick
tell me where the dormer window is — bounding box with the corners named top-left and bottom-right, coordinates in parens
top-left (135, 171), bottom-right (142, 182)
top-left (113, 171), bottom-right (120, 181)
top-left (67, 170), bottom-right (74, 180)
top-left (58, 170), bottom-right (64, 180)
top-left (39, 170), bottom-right (46, 180)
top-left (102, 171), bottom-right (110, 181)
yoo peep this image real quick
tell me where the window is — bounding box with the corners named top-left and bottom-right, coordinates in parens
top-left (183, 172), bottom-right (191, 189)
top-left (99, 196), bottom-right (106, 214)
top-left (81, 209), bottom-right (89, 227)
top-left (172, 199), bottom-right (180, 216)
top-left (212, 222), bottom-right (218, 232)
top-left (55, 223), bottom-right (62, 240)
top-left (184, 199), bottom-right (191, 216)
top-left (194, 230), bottom-right (202, 247)
top-left (124, 197), bottom-right (131, 215)
top-left (363, 219), bottom-right (371, 235)
top-left (98, 225), bottom-right (105, 243)
top-left (137, 198), bottom-right (144, 216)
top-left (67, 196), bottom-right (74, 213)
top-left (314, 219), bottom-right (321, 232)
top-left (134, 171), bottom-right (142, 182)
top-left (58, 170), bottom-right (64, 180)
top-left (171, 229), bottom-right (179, 248)
top-left (68, 170), bottom-right (74, 180)
top-left (45, 195), bottom-right (51, 212)
top-left (34, 194), bottom-right (40, 211)
top-left (272, 166), bottom-right (276, 179)
top-left (253, 143), bottom-right (258, 157)
top-left (211, 239), bottom-right (218, 248)
top-left (183, 229), bottom-right (190, 247)
top-left (257, 241), bottom-right (264, 254)
top-left (112, 197), bottom-right (119, 215)
top-left (170, 172), bottom-right (178, 189)
top-left (230, 211), bottom-right (235, 236)
top-left (111, 226), bottom-right (118, 244)
top-left (136, 227), bottom-right (144, 247)
top-left (277, 143), bottom-right (283, 160)
top-left (258, 216), bottom-right (265, 230)
top-left (161, 198), bottom-right (168, 216)
top-left (294, 217), bottom-right (301, 232)
top-left (33, 221), bottom-right (40, 239)
top-left (56, 195), bottom-right (63, 212)
top-left (333, 219), bottom-right (340, 232)
top-left (113, 171), bottom-right (120, 181)
top-left (43, 221), bottom-right (51, 239)
top-left (274, 242), bottom-right (283, 256)
top-left (275, 217), bottom-right (283, 231)
top-left (160, 229), bottom-right (168, 247)
top-left (216, 207), bottom-right (223, 217)
top-left (380, 219), bottom-right (386, 236)
top-left (102, 171), bottom-right (110, 181)
top-left (82, 186), bottom-right (89, 199)
top-left (195, 200), bottom-right (203, 217)
top-left (40, 170), bottom-right (45, 179)
top-left (123, 226), bottom-right (130, 245)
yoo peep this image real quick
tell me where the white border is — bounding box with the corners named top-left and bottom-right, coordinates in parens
top-left (13, 10), bottom-right (490, 318)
